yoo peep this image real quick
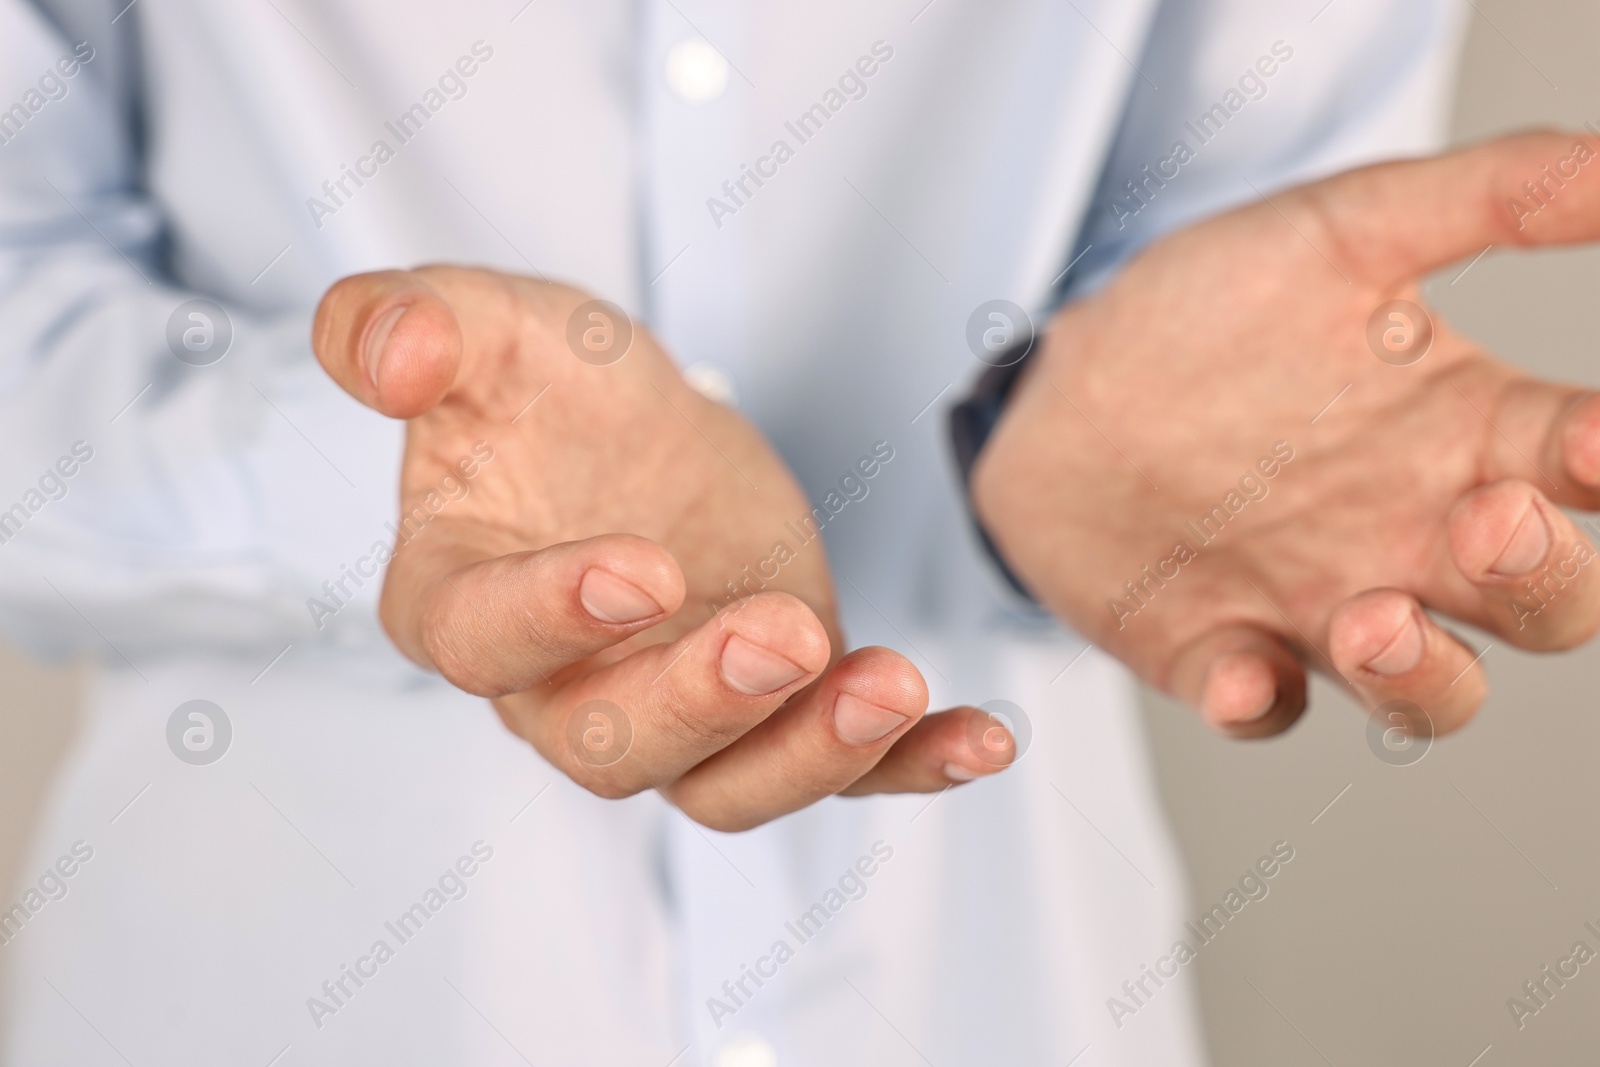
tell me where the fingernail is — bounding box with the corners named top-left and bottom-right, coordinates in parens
top-left (1202, 654), bottom-right (1276, 724)
top-left (362, 304), bottom-right (409, 390)
top-left (833, 692), bottom-right (909, 745)
top-left (1490, 504), bottom-right (1551, 577)
top-left (720, 635), bottom-right (807, 695)
top-left (1230, 688), bottom-right (1277, 724)
top-left (942, 762), bottom-right (978, 782)
top-left (1364, 612), bottom-right (1424, 676)
top-left (579, 569), bottom-right (663, 625)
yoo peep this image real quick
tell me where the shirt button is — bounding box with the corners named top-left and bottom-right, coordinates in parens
top-left (665, 38), bottom-right (729, 103)
top-left (712, 1033), bottom-right (778, 1067)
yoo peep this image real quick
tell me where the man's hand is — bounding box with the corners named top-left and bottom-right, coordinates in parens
top-left (313, 266), bottom-right (1007, 830)
top-left (975, 131), bottom-right (1600, 738)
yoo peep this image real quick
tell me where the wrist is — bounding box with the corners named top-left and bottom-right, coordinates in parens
top-left (950, 335), bottom-right (1043, 599)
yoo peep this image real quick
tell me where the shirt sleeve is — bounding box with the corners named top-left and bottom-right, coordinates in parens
top-left (1061, 0), bottom-right (1472, 299)
top-left (0, 0), bottom-right (401, 663)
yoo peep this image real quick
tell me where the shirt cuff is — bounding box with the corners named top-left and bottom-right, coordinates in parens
top-left (948, 336), bottom-right (1038, 601)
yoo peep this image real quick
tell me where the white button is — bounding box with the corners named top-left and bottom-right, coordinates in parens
top-left (683, 361), bottom-right (737, 405)
top-left (712, 1033), bottom-right (777, 1067)
top-left (665, 39), bottom-right (729, 103)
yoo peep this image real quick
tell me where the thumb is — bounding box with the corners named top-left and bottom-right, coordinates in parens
top-left (312, 269), bottom-right (462, 419)
top-left (1292, 129), bottom-right (1600, 289)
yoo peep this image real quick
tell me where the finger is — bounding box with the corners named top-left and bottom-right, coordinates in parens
top-left (1168, 623), bottom-right (1308, 739)
top-left (1463, 380), bottom-right (1600, 509)
top-left (1294, 130), bottom-right (1600, 288)
top-left (1446, 479), bottom-right (1600, 649)
top-left (385, 530), bottom-right (685, 694)
top-left (311, 269), bottom-right (462, 418)
top-left (1328, 589), bottom-right (1487, 735)
top-left (505, 590), bottom-right (831, 798)
top-left (664, 646), bottom-right (928, 830)
top-left (840, 705), bottom-right (1016, 796)
top-left (1558, 391), bottom-right (1600, 499)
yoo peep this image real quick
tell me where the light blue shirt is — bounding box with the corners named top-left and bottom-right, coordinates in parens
top-left (0, 2), bottom-right (1465, 1064)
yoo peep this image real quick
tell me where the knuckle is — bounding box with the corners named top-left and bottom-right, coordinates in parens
top-left (655, 691), bottom-right (747, 750)
top-left (415, 566), bottom-right (588, 697)
top-left (509, 600), bottom-right (580, 663)
top-left (419, 595), bottom-right (504, 696)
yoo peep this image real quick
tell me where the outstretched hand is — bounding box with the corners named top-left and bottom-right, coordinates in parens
top-left (312, 267), bottom-right (1010, 830)
top-left (976, 131), bottom-right (1600, 738)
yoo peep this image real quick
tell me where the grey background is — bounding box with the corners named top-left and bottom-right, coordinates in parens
top-left (0, 1), bottom-right (1594, 1061)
